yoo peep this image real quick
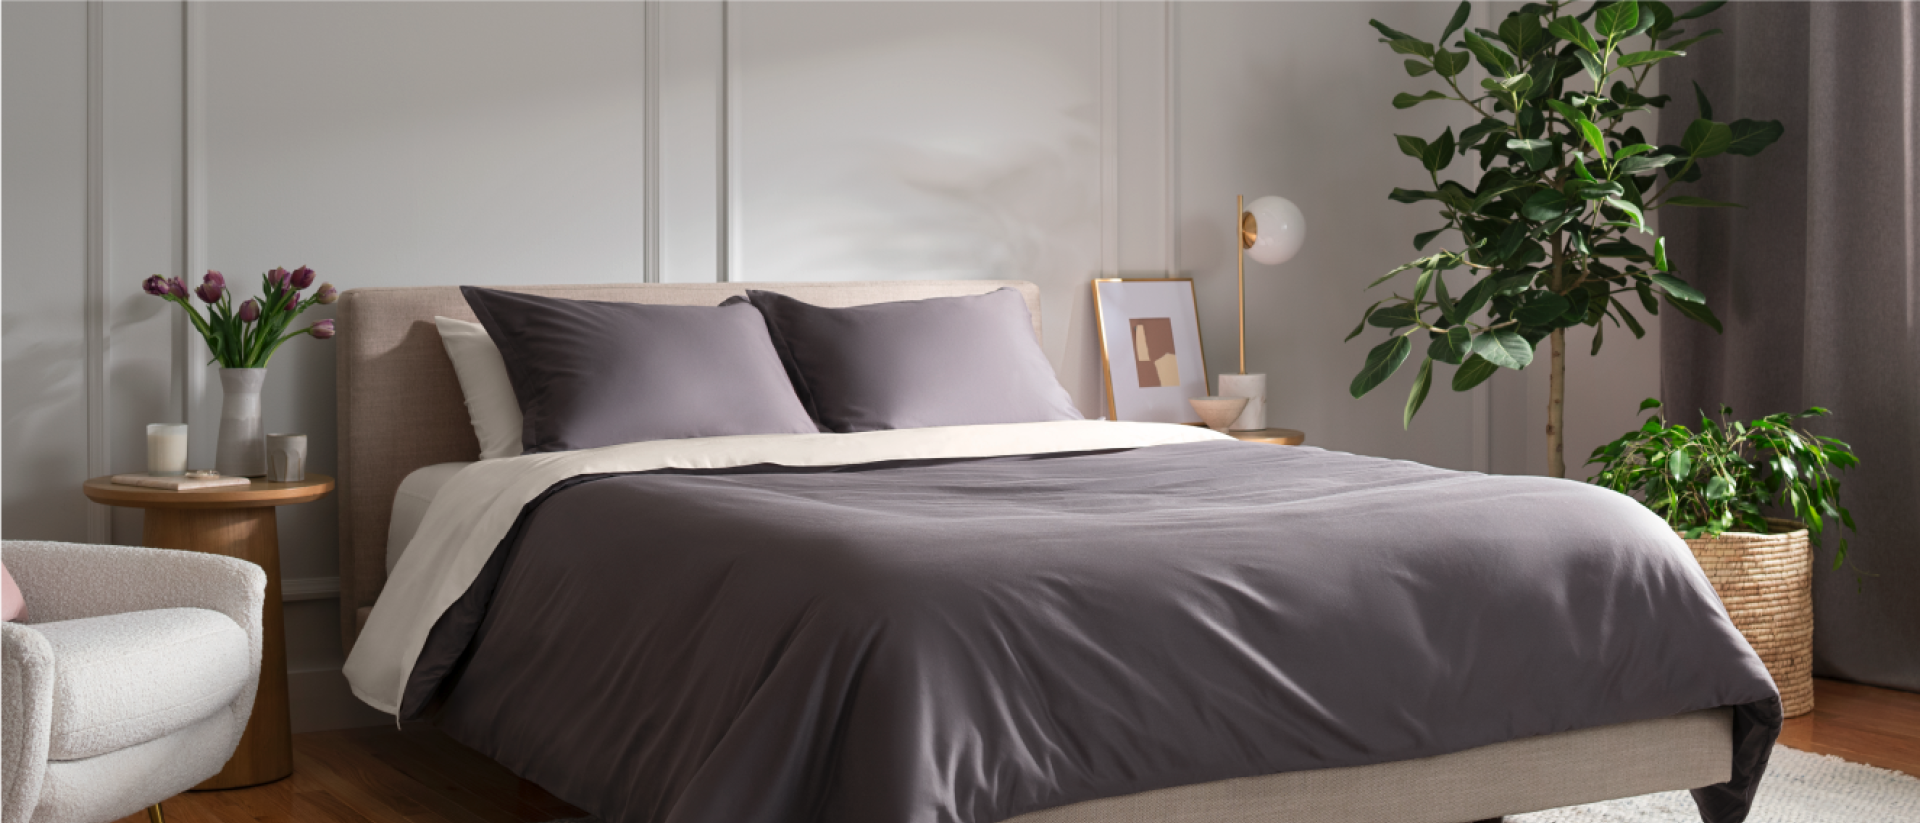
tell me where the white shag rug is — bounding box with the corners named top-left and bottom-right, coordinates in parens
top-left (1512, 745), bottom-right (1920, 822)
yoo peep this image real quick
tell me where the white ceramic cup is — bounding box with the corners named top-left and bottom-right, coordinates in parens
top-left (266, 433), bottom-right (307, 483)
top-left (147, 424), bottom-right (189, 476)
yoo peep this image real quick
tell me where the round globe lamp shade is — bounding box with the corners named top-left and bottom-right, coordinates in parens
top-left (1243, 196), bottom-right (1305, 265)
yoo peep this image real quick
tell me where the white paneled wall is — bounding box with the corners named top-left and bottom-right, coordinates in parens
top-left (2, 1), bottom-right (1664, 731)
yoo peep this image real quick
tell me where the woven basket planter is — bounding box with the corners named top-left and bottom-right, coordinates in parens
top-left (1683, 518), bottom-right (1814, 717)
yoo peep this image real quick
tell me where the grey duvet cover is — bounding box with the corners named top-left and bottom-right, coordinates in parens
top-left (403, 442), bottom-right (1781, 823)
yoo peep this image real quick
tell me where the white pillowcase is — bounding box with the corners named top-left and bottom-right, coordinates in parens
top-left (434, 316), bottom-right (523, 459)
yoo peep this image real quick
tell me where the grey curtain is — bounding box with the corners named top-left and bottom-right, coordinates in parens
top-left (1659, 2), bottom-right (1919, 692)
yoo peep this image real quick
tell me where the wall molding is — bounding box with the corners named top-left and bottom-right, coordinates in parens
top-left (177, 1), bottom-right (207, 439)
top-left (717, 0), bottom-right (733, 283)
top-left (1099, 1), bottom-right (1121, 278)
top-left (85, 1), bottom-right (111, 543)
top-left (1164, 1), bottom-right (1179, 276)
top-left (642, 1), bottom-right (662, 284)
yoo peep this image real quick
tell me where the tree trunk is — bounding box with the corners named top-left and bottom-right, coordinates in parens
top-left (1547, 327), bottom-right (1566, 478)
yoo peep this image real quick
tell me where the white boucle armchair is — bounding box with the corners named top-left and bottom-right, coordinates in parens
top-left (2, 541), bottom-right (264, 823)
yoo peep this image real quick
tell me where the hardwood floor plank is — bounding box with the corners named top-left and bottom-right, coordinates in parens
top-left (1777, 678), bottom-right (1920, 777)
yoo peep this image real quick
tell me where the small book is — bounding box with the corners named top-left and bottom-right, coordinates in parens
top-left (110, 473), bottom-right (253, 491)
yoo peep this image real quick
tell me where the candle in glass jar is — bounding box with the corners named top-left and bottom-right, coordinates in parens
top-left (147, 424), bottom-right (188, 476)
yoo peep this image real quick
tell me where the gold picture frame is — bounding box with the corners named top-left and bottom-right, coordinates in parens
top-left (1092, 278), bottom-right (1211, 423)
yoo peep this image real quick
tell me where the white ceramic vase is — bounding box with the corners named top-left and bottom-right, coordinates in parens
top-left (216, 368), bottom-right (268, 478)
top-left (1217, 372), bottom-right (1268, 431)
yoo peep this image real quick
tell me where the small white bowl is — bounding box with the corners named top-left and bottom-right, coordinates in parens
top-left (1189, 396), bottom-right (1250, 432)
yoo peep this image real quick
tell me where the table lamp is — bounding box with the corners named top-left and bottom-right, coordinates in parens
top-left (1222, 194), bottom-right (1305, 430)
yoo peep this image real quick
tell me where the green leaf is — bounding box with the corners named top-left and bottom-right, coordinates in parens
top-left (1595, 0), bottom-right (1641, 38)
top-left (1414, 228), bottom-right (1447, 251)
top-left (1393, 91), bottom-right (1452, 109)
top-left (1652, 237), bottom-right (1669, 271)
top-left (1390, 38), bottom-right (1437, 58)
top-left (1462, 30), bottom-right (1514, 75)
top-left (1575, 49), bottom-right (1605, 85)
top-left (1522, 188), bottom-right (1577, 221)
top-left (1423, 127), bottom-right (1457, 172)
top-left (1548, 15), bottom-right (1600, 52)
top-left (1389, 187), bottom-right (1439, 204)
top-left (1441, 1), bottom-right (1472, 43)
top-left (1481, 73), bottom-right (1533, 98)
top-left (1605, 197), bottom-right (1646, 230)
top-left (1515, 292), bottom-right (1571, 325)
top-left (1649, 271), bottom-right (1705, 303)
top-left (1487, 220), bottom-right (1528, 262)
top-left (1351, 335), bottom-right (1413, 398)
top-left (1346, 299), bottom-right (1386, 341)
top-left (1577, 118), bottom-right (1609, 158)
top-left (1404, 357), bottom-right (1434, 429)
top-left (1616, 153), bottom-right (1678, 175)
top-left (1726, 119), bottom-right (1784, 156)
top-left (1618, 49), bottom-right (1683, 67)
top-left (1670, 449), bottom-right (1693, 480)
top-left (1432, 49), bottom-right (1472, 78)
top-left (1434, 272), bottom-right (1460, 324)
top-left (1573, 180), bottom-right (1627, 200)
top-left (1396, 134), bottom-right (1431, 160)
top-left (1665, 291), bottom-right (1724, 333)
top-left (1665, 195), bottom-right (1745, 208)
top-left (1704, 474), bottom-right (1733, 500)
top-left (1615, 300), bottom-right (1647, 337)
top-left (1497, 12), bottom-right (1545, 57)
top-left (1472, 329), bottom-right (1534, 369)
top-left (1639, 397), bottom-right (1663, 412)
top-left (1405, 59), bottom-right (1436, 77)
top-left (1370, 19), bottom-right (1421, 42)
top-left (1369, 303), bottom-right (1422, 328)
top-left (1590, 320), bottom-right (1606, 355)
top-left (1691, 80), bottom-right (1713, 120)
top-left (1507, 138), bottom-right (1556, 170)
top-left (1675, 0), bottom-right (1726, 22)
top-left (1451, 354), bottom-right (1500, 390)
top-left (1429, 325), bottom-right (1472, 364)
top-left (1457, 118), bottom-right (1508, 153)
top-left (1681, 118), bottom-right (1732, 157)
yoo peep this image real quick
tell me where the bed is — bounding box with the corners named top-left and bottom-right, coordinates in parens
top-left (336, 281), bottom-right (1780, 823)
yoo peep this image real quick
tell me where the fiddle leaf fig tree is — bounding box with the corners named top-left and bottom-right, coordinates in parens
top-left (1351, 0), bottom-right (1781, 477)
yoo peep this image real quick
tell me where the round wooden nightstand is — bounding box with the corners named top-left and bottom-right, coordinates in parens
top-left (82, 474), bottom-right (333, 790)
top-left (1228, 428), bottom-right (1306, 446)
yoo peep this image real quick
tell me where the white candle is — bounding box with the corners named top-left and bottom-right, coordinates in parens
top-left (147, 424), bottom-right (188, 476)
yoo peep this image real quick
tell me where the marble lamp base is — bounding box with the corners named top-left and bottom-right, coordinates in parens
top-left (1217, 373), bottom-right (1267, 431)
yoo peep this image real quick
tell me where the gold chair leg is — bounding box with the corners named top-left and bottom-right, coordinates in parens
top-left (147, 804), bottom-right (165, 823)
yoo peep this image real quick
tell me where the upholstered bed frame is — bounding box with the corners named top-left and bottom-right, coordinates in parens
top-left (335, 280), bottom-right (1732, 823)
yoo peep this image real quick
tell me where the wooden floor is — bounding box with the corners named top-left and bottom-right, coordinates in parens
top-left (125, 678), bottom-right (1918, 823)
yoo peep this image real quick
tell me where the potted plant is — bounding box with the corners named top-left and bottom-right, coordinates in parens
top-left (1586, 398), bottom-right (1859, 717)
top-left (1348, 0), bottom-right (1782, 477)
top-left (144, 268), bottom-right (339, 477)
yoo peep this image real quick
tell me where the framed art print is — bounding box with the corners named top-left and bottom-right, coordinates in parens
top-left (1092, 278), bottom-right (1209, 423)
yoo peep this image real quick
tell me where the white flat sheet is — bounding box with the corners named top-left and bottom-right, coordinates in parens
top-left (386, 462), bottom-right (475, 576)
top-left (343, 420), bottom-right (1229, 715)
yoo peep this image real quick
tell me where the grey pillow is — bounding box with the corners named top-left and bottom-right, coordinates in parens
top-left (461, 287), bottom-right (817, 453)
top-left (746, 288), bottom-right (1082, 432)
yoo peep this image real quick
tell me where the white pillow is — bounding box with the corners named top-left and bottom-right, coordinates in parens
top-left (434, 316), bottom-right (523, 459)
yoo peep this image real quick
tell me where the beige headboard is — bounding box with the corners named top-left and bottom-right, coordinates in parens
top-left (336, 280), bottom-right (1043, 651)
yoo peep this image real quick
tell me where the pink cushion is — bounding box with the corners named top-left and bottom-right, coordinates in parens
top-left (2, 562), bottom-right (24, 622)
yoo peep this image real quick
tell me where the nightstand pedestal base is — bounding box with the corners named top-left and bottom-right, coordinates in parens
top-left (144, 506), bottom-right (293, 789)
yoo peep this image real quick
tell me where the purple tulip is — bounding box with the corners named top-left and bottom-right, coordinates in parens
top-left (166, 276), bottom-right (189, 299)
top-left (266, 267), bottom-right (290, 288)
top-left (309, 319), bottom-right (336, 340)
top-left (238, 298), bottom-right (260, 322)
top-left (314, 283), bottom-right (339, 305)
top-left (203, 270), bottom-right (225, 288)
top-left (194, 280), bottom-right (224, 304)
top-left (284, 291), bottom-right (301, 310)
top-left (143, 275), bottom-right (168, 296)
top-left (289, 265), bottom-right (316, 290)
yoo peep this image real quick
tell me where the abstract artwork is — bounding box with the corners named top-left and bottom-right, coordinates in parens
top-left (1093, 279), bottom-right (1208, 423)
top-left (1130, 318), bottom-right (1181, 388)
